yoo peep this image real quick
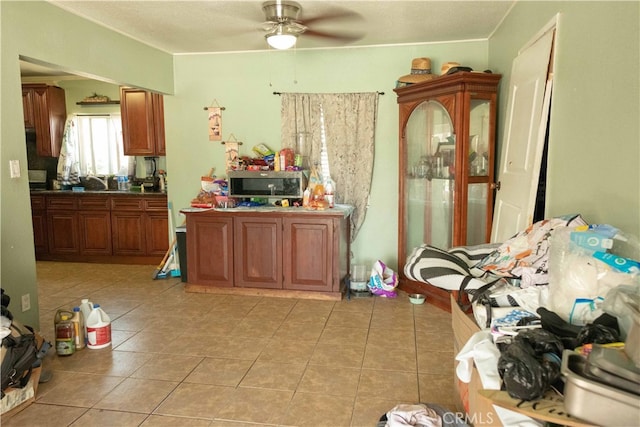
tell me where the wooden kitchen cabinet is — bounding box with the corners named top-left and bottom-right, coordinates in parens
top-left (186, 215), bottom-right (234, 288)
top-left (30, 195), bottom-right (48, 256)
top-left (78, 196), bottom-right (112, 256)
top-left (22, 84), bottom-right (67, 157)
top-left (22, 87), bottom-right (35, 128)
top-left (144, 198), bottom-right (170, 256)
top-left (46, 196), bottom-right (79, 255)
top-left (33, 192), bottom-right (167, 263)
top-left (120, 87), bottom-right (166, 156)
top-left (110, 196), bottom-right (168, 256)
top-left (184, 209), bottom-right (350, 298)
top-left (394, 72), bottom-right (501, 310)
top-left (234, 217), bottom-right (283, 289)
top-left (283, 217), bottom-right (334, 292)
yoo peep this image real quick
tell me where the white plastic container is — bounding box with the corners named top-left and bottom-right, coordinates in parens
top-left (86, 304), bottom-right (111, 349)
top-left (79, 298), bottom-right (93, 343)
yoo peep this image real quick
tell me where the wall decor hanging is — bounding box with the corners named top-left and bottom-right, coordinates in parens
top-left (221, 133), bottom-right (242, 172)
top-left (203, 100), bottom-right (226, 141)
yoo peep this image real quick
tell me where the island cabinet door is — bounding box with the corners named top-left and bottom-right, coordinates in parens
top-left (187, 215), bottom-right (234, 287)
top-left (234, 217), bottom-right (283, 289)
top-left (282, 218), bottom-right (333, 292)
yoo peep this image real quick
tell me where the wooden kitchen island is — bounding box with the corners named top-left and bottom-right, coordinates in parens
top-left (182, 205), bottom-right (352, 300)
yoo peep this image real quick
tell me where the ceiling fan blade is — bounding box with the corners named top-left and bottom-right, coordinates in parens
top-left (300, 8), bottom-right (364, 27)
top-left (303, 28), bottom-right (364, 43)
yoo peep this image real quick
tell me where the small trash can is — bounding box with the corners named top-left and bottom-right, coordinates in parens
top-left (176, 225), bottom-right (187, 282)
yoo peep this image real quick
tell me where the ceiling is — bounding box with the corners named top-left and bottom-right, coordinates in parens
top-left (23, 1), bottom-right (515, 76)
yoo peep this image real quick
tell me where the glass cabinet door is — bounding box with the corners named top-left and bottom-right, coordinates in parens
top-left (466, 99), bottom-right (492, 245)
top-left (404, 100), bottom-right (454, 254)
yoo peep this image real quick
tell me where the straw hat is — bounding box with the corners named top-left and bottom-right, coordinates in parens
top-left (397, 58), bottom-right (437, 85)
top-left (440, 62), bottom-right (461, 75)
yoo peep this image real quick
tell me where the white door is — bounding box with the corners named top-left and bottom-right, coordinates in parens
top-left (491, 26), bottom-right (556, 243)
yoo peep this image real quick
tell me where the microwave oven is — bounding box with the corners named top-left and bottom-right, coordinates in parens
top-left (228, 170), bottom-right (306, 198)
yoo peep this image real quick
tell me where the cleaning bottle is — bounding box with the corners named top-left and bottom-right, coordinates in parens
top-left (79, 299), bottom-right (93, 344)
top-left (55, 315), bottom-right (75, 356)
top-left (86, 304), bottom-right (111, 349)
top-left (71, 306), bottom-right (85, 350)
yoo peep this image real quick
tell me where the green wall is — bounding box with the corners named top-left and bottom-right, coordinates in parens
top-left (0, 1), bottom-right (173, 328)
top-left (489, 1), bottom-right (639, 236)
top-left (165, 43), bottom-right (490, 273)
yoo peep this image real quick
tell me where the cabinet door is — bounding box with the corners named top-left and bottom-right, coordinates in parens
top-left (121, 87), bottom-right (165, 156)
top-left (404, 99), bottom-right (455, 251)
top-left (145, 212), bottom-right (169, 256)
top-left (111, 212), bottom-right (146, 255)
top-left (282, 218), bottom-right (333, 291)
top-left (152, 92), bottom-right (166, 155)
top-left (31, 210), bottom-right (48, 256)
top-left (78, 211), bottom-right (112, 255)
top-left (234, 217), bottom-right (282, 289)
top-left (22, 88), bottom-right (35, 128)
top-left (48, 212), bottom-right (80, 254)
top-left (187, 215), bottom-right (233, 287)
top-left (30, 85), bottom-right (66, 157)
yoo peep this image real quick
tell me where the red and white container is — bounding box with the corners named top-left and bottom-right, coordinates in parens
top-left (86, 304), bottom-right (111, 349)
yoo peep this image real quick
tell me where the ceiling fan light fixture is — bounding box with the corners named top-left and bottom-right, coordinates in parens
top-left (265, 25), bottom-right (298, 49)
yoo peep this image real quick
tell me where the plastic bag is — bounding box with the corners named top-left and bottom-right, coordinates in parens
top-left (497, 330), bottom-right (563, 400)
top-left (602, 283), bottom-right (640, 340)
top-left (368, 260), bottom-right (398, 298)
top-left (547, 225), bottom-right (640, 325)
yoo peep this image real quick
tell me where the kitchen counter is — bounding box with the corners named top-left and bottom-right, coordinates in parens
top-left (181, 203), bottom-right (354, 217)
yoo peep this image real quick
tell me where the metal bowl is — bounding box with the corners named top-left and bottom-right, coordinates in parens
top-left (409, 293), bottom-right (426, 304)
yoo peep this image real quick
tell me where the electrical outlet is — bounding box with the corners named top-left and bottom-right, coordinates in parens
top-left (21, 294), bottom-right (30, 312)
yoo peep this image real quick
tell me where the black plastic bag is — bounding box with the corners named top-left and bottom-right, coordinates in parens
top-left (576, 323), bottom-right (620, 346)
top-left (498, 335), bottom-right (562, 401)
top-left (514, 328), bottom-right (564, 358)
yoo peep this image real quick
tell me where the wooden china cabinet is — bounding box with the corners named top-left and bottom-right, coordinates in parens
top-left (394, 71), bottom-right (501, 310)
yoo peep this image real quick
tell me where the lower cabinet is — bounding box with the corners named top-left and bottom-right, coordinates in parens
top-left (234, 217), bottom-right (283, 289)
top-left (186, 215), bottom-right (234, 287)
top-left (30, 196), bottom-right (48, 256)
top-left (185, 210), bottom-right (350, 297)
top-left (32, 193), bottom-right (167, 263)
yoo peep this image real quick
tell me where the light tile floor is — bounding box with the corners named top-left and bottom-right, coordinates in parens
top-left (4, 261), bottom-right (455, 427)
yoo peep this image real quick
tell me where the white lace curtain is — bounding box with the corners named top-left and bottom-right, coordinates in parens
top-left (280, 92), bottom-right (379, 241)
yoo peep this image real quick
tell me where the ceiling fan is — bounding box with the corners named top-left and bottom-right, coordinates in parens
top-left (261, 0), bottom-right (364, 50)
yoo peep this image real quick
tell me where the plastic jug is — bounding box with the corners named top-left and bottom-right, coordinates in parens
top-left (71, 306), bottom-right (85, 350)
top-left (79, 299), bottom-right (93, 341)
top-left (86, 304), bottom-right (111, 349)
top-left (55, 314), bottom-right (75, 356)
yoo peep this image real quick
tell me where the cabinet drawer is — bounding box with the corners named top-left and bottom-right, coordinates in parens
top-left (30, 195), bottom-right (46, 210)
top-left (78, 196), bottom-right (109, 210)
top-left (111, 197), bottom-right (144, 211)
top-left (144, 198), bottom-right (167, 211)
top-left (47, 196), bottom-right (78, 210)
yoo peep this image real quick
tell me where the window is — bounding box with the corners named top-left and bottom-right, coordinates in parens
top-left (73, 114), bottom-right (129, 176)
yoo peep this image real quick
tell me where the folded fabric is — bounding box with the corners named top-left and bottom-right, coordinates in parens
top-left (454, 331), bottom-right (501, 389)
top-left (386, 404), bottom-right (442, 427)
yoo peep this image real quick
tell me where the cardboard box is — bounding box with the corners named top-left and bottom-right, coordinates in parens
top-left (451, 295), bottom-right (500, 426)
top-left (0, 366), bottom-right (41, 419)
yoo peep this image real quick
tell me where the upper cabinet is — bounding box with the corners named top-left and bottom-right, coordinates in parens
top-left (22, 84), bottom-right (67, 157)
top-left (120, 87), bottom-right (166, 156)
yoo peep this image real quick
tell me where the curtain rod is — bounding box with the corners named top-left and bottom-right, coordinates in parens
top-left (273, 91), bottom-right (385, 96)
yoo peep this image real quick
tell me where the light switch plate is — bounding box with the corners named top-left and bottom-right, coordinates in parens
top-left (10, 160), bottom-right (20, 178)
